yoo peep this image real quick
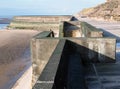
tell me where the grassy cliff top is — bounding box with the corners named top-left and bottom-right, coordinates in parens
top-left (77, 0), bottom-right (120, 21)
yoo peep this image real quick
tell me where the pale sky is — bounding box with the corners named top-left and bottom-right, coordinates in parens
top-left (0, 0), bottom-right (105, 16)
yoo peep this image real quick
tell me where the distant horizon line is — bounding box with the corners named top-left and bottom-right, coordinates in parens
top-left (0, 14), bottom-right (75, 18)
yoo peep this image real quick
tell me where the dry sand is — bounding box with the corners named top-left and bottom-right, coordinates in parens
top-left (0, 30), bottom-right (39, 89)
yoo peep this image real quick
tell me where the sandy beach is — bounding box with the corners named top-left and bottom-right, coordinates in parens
top-left (0, 30), bottom-right (39, 89)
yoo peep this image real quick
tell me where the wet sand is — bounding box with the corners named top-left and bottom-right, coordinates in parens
top-left (0, 30), bottom-right (39, 89)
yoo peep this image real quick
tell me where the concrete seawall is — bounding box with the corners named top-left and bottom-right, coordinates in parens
top-left (32, 37), bottom-right (116, 89)
top-left (31, 31), bottom-right (59, 86)
top-left (6, 15), bottom-right (117, 89)
top-left (59, 21), bottom-right (103, 37)
top-left (69, 38), bottom-right (116, 63)
top-left (8, 16), bottom-right (73, 32)
top-left (30, 17), bottom-right (116, 88)
top-left (31, 30), bottom-right (116, 88)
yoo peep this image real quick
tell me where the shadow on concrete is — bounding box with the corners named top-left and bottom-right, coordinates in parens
top-left (33, 39), bottom-right (116, 89)
top-left (53, 40), bottom-right (116, 89)
top-left (64, 22), bottom-right (80, 30)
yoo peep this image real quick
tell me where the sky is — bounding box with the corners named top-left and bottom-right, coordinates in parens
top-left (0, 0), bottom-right (105, 16)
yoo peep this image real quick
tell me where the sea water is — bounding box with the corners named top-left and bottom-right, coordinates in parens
top-left (0, 15), bottom-right (13, 30)
top-left (0, 24), bottom-right (9, 30)
top-left (116, 43), bottom-right (120, 53)
top-left (117, 43), bottom-right (120, 48)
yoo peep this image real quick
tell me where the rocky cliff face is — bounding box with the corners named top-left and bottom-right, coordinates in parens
top-left (77, 0), bottom-right (120, 21)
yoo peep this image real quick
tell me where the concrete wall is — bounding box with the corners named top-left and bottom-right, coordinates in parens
top-left (30, 20), bottom-right (116, 88)
top-left (13, 16), bottom-right (72, 23)
top-left (31, 37), bottom-right (116, 87)
top-left (64, 21), bottom-right (82, 37)
top-left (9, 22), bottom-right (59, 31)
top-left (9, 16), bottom-right (72, 31)
top-left (33, 39), bottom-right (67, 89)
top-left (31, 31), bottom-right (59, 86)
top-left (81, 22), bottom-right (103, 37)
top-left (60, 21), bottom-right (103, 37)
top-left (31, 38), bottom-right (59, 86)
top-left (69, 38), bottom-right (116, 63)
top-left (65, 30), bottom-right (82, 37)
top-left (32, 37), bottom-right (116, 89)
top-left (60, 21), bottom-right (82, 37)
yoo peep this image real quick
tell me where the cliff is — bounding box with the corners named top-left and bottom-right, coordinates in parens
top-left (77, 0), bottom-right (120, 21)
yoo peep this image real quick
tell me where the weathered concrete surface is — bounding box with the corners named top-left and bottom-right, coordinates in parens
top-left (31, 38), bottom-right (59, 86)
top-left (30, 18), bottom-right (117, 89)
top-left (33, 31), bottom-right (54, 39)
top-left (13, 15), bottom-right (72, 23)
top-left (60, 21), bottom-right (103, 37)
top-left (59, 21), bottom-right (82, 37)
top-left (69, 38), bottom-right (116, 63)
top-left (70, 17), bottom-right (120, 89)
top-left (64, 21), bottom-right (81, 37)
top-left (78, 17), bottom-right (120, 42)
top-left (81, 22), bottom-right (103, 37)
top-left (29, 17), bottom-right (119, 89)
top-left (33, 40), bottom-right (66, 89)
top-left (65, 29), bottom-right (81, 37)
top-left (78, 17), bottom-right (120, 62)
top-left (33, 40), bottom-right (87, 89)
top-left (8, 16), bottom-right (72, 32)
top-left (32, 38), bottom-right (116, 89)
top-left (31, 38), bottom-right (116, 88)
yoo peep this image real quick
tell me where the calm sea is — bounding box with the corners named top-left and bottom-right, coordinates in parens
top-left (0, 15), bottom-right (13, 30)
top-left (0, 24), bottom-right (9, 30)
